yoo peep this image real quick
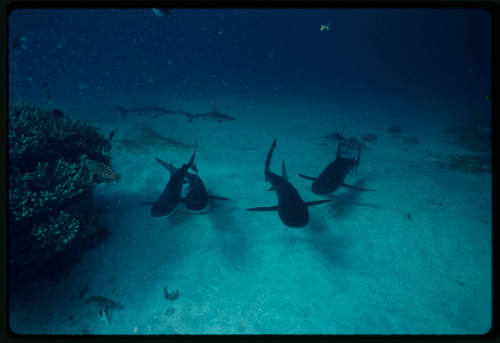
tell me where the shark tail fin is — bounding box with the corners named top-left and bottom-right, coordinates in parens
top-left (179, 110), bottom-right (194, 122)
top-left (187, 146), bottom-right (196, 169)
top-left (114, 104), bottom-right (127, 119)
top-left (336, 139), bottom-right (343, 159)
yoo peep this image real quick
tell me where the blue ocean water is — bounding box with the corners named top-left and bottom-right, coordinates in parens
top-left (8, 8), bottom-right (492, 335)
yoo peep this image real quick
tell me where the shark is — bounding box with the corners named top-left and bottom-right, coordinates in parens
top-left (154, 158), bottom-right (229, 213)
top-left (114, 104), bottom-right (183, 120)
top-left (178, 106), bottom-right (236, 123)
top-left (298, 139), bottom-right (375, 195)
top-left (246, 139), bottom-right (330, 228)
top-left (149, 148), bottom-right (197, 218)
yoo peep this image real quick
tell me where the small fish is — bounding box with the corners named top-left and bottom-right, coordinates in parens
top-left (109, 130), bottom-right (115, 141)
top-left (85, 159), bottom-right (121, 182)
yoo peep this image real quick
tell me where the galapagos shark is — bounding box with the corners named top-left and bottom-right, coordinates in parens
top-left (298, 139), bottom-right (375, 195)
top-left (155, 158), bottom-right (229, 213)
top-left (114, 104), bottom-right (185, 120)
top-left (178, 106), bottom-right (236, 123)
top-left (246, 139), bottom-right (330, 228)
top-left (149, 148), bottom-right (197, 217)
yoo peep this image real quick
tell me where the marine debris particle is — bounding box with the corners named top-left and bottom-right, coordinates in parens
top-left (85, 159), bottom-right (121, 182)
top-left (84, 296), bottom-right (124, 325)
top-left (164, 286), bottom-right (179, 301)
top-left (117, 127), bottom-right (195, 151)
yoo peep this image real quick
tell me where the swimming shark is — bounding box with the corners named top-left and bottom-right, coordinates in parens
top-left (149, 148), bottom-right (197, 218)
top-left (155, 158), bottom-right (229, 213)
top-left (178, 106), bottom-right (236, 123)
top-left (298, 139), bottom-right (375, 195)
top-left (114, 104), bottom-right (182, 120)
top-left (246, 139), bottom-right (330, 228)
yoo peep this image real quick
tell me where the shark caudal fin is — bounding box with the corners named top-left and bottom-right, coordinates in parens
top-left (336, 139), bottom-right (343, 159)
top-left (186, 147), bottom-right (196, 169)
top-left (179, 110), bottom-right (194, 122)
top-left (114, 104), bottom-right (128, 119)
top-left (265, 139), bottom-right (277, 182)
top-left (341, 182), bottom-right (376, 191)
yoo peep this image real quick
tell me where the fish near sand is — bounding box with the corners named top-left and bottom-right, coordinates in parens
top-left (247, 139), bottom-right (330, 228)
top-left (298, 139), bottom-right (375, 195)
top-left (155, 157), bottom-right (229, 213)
top-left (149, 148), bottom-right (197, 218)
top-left (179, 106), bottom-right (236, 123)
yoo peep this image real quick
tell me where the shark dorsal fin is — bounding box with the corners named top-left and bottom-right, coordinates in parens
top-left (282, 160), bottom-right (287, 180)
top-left (212, 106), bottom-right (219, 113)
top-left (336, 140), bottom-right (342, 159)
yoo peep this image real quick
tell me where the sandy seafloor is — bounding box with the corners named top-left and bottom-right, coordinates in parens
top-left (9, 94), bottom-right (492, 335)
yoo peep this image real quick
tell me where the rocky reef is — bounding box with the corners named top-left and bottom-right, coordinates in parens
top-left (9, 100), bottom-right (115, 280)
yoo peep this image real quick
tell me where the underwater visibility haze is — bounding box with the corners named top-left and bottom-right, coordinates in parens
top-left (7, 7), bottom-right (492, 334)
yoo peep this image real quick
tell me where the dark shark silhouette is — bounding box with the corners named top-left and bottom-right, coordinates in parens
top-left (114, 104), bottom-right (186, 120)
top-left (178, 106), bottom-right (236, 123)
top-left (150, 148), bottom-right (197, 217)
top-left (155, 158), bottom-right (229, 213)
top-left (246, 139), bottom-right (330, 228)
top-left (298, 139), bottom-right (375, 195)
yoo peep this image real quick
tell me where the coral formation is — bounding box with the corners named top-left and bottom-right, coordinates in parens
top-left (9, 100), bottom-right (114, 280)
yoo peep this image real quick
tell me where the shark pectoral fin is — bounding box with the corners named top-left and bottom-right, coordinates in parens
top-left (341, 182), bottom-right (376, 191)
top-left (304, 199), bottom-right (331, 207)
top-left (208, 195), bottom-right (230, 201)
top-left (297, 173), bottom-right (316, 181)
top-left (246, 205), bottom-right (279, 211)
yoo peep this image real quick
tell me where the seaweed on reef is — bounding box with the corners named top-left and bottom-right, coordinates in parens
top-left (8, 100), bottom-right (114, 280)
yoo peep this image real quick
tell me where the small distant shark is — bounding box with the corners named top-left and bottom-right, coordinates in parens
top-left (247, 139), bottom-right (330, 228)
top-left (114, 104), bottom-right (184, 120)
top-left (178, 106), bottom-right (236, 123)
top-left (148, 148), bottom-right (197, 218)
top-left (155, 158), bottom-right (229, 213)
top-left (298, 139), bottom-right (375, 195)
